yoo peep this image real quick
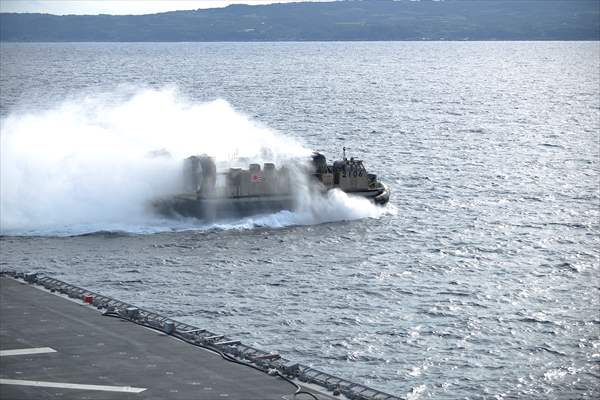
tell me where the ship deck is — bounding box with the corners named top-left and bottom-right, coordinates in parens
top-left (0, 276), bottom-right (329, 400)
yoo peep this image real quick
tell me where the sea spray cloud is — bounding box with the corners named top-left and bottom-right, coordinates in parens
top-left (0, 87), bottom-right (389, 235)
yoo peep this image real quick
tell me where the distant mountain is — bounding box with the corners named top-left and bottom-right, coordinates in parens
top-left (1, 0), bottom-right (598, 42)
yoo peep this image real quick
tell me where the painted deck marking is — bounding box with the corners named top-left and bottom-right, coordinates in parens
top-left (0, 379), bottom-right (147, 393)
top-left (0, 347), bottom-right (57, 356)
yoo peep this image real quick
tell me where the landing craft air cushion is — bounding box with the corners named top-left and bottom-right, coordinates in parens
top-left (153, 150), bottom-right (390, 220)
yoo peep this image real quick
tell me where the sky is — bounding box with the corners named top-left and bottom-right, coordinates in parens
top-left (0, 0), bottom-right (316, 15)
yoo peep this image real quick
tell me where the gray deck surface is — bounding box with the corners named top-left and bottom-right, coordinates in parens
top-left (0, 277), bottom-right (307, 400)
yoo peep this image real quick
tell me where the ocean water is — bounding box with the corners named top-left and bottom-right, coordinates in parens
top-left (0, 42), bottom-right (599, 398)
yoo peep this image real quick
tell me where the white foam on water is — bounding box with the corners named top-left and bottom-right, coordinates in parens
top-left (0, 87), bottom-right (390, 236)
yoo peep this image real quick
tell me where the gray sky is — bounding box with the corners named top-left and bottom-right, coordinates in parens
top-left (0, 0), bottom-right (314, 15)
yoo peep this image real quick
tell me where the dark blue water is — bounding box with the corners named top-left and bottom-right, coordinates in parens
top-left (1, 42), bottom-right (599, 398)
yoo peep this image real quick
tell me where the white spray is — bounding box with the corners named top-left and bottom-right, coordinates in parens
top-left (0, 88), bottom-right (389, 235)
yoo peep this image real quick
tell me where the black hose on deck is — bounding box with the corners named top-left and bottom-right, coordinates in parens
top-left (102, 311), bottom-right (320, 400)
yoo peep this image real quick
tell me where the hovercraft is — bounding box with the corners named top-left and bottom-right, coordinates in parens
top-left (153, 149), bottom-right (390, 220)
